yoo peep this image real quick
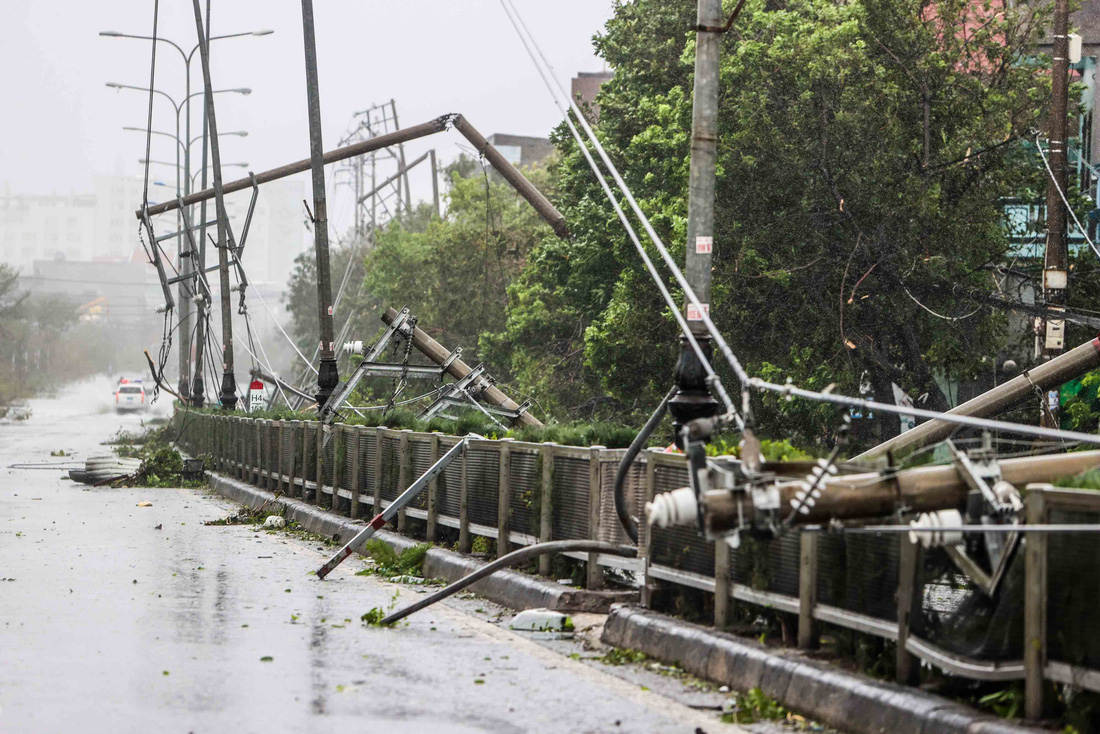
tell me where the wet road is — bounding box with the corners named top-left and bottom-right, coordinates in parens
top-left (1, 379), bottom-right (743, 733)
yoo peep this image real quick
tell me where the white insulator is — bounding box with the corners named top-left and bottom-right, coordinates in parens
top-left (646, 487), bottom-right (698, 529)
top-left (342, 340), bottom-right (364, 355)
top-left (908, 509), bottom-right (964, 548)
top-left (992, 481), bottom-right (1023, 513)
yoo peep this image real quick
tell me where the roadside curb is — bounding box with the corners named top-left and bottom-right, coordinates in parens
top-left (207, 472), bottom-right (635, 614)
top-left (601, 604), bottom-right (1041, 734)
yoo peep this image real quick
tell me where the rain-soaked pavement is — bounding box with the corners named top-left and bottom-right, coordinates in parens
top-left (1, 377), bottom-right (755, 733)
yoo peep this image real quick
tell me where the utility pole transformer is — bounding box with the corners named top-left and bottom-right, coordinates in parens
top-left (1040, 0), bottom-right (1071, 427)
top-left (301, 0), bottom-right (340, 408)
top-left (669, 0), bottom-right (723, 441)
top-left (192, 0), bottom-right (237, 410)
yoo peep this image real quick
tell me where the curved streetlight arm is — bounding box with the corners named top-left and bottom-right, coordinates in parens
top-left (106, 82), bottom-right (180, 113)
top-left (98, 30), bottom-right (274, 67)
top-left (124, 126), bottom-right (185, 154)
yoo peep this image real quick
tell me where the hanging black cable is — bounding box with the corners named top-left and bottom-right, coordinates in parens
top-left (614, 386), bottom-right (677, 544)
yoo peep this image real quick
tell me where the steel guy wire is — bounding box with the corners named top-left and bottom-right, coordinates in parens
top-left (240, 308), bottom-right (292, 409)
top-left (1036, 133), bottom-right (1100, 260)
top-left (501, 0), bottom-right (1100, 450)
top-left (498, 0), bottom-right (739, 425)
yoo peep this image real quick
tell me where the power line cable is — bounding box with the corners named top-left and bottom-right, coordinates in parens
top-left (1036, 133), bottom-right (1100, 260)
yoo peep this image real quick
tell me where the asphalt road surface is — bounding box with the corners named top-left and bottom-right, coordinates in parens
top-left (1, 378), bottom-right (754, 733)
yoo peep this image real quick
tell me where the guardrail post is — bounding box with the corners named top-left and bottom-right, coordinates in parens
top-left (301, 421), bottom-right (311, 499)
top-left (236, 418), bottom-right (243, 479)
top-left (641, 448), bottom-right (658, 608)
top-left (397, 430), bottom-right (410, 533)
top-left (497, 439), bottom-right (512, 558)
top-left (276, 420), bottom-right (285, 493)
top-left (459, 439), bottom-right (471, 554)
top-left (538, 442), bottom-right (555, 576)
top-left (372, 429), bottom-right (383, 515)
top-left (254, 420), bottom-right (262, 486)
top-left (287, 421), bottom-right (299, 498)
top-left (350, 426), bottom-right (362, 519)
top-left (264, 420), bottom-right (274, 490)
top-left (427, 433), bottom-right (440, 541)
top-left (798, 532), bottom-right (819, 648)
top-left (1025, 485), bottom-right (1049, 720)
top-left (587, 445), bottom-right (605, 590)
top-left (314, 422), bottom-right (324, 506)
top-left (896, 535), bottom-right (921, 685)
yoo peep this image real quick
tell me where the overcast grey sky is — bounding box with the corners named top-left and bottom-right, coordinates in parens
top-left (1, 0), bottom-right (614, 214)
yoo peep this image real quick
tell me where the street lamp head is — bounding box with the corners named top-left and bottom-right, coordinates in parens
top-left (105, 82), bottom-right (122, 89)
top-left (99, 31), bottom-right (123, 37)
top-left (235, 88), bottom-right (253, 95)
top-left (252, 29), bottom-right (274, 36)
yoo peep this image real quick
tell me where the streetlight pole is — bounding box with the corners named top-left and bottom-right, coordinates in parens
top-left (668, 0), bottom-right (723, 443)
top-left (102, 25), bottom-right (270, 404)
top-left (301, 0), bottom-right (339, 408)
top-left (191, 0), bottom-right (238, 410)
top-left (193, 0), bottom-right (213, 408)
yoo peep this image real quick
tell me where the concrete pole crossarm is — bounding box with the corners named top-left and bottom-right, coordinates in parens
top-left (856, 338), bottom-right (1100, 461)
top-left (138, 117), bottom-right (450, 220)
top-left (451, 115), bottom-right (570, 240)
top-left (381, 307), bottom-right (544, 428)
top-left (702, 449), bottom-right (1100, 532)
top-left (357, 150), bottom-right (431, 205)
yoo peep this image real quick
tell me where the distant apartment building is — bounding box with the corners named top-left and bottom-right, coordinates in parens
top-left (486, 133), bottom-right (555, 168)
top-left (571, 70), bottom-right (614, 121)
top-left (0, 191), bottom-right (97, 266)
top-left (1, 175), bottom-right (308, 285)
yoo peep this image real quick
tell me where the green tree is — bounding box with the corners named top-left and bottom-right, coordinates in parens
top-left (489, 0), bottom-right (1053, 445)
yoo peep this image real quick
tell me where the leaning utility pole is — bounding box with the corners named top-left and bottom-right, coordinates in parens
top-left (301, 0), bottom-right (339, 409)
top-left (1041, 0), bottom-right (1071, 427)
top-left (668, 0), bottom-right (723, 441)
top-left (191, 0), bottom-right (212, 409)
top-left (192, 0), bottom-right (237, 410)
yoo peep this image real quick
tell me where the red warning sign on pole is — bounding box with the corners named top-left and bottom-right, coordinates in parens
top-left (249, 380), bottom-right (265, 412)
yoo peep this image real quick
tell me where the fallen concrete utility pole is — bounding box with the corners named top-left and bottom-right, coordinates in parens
top-left (316, 435), bottom-right (473, 579)
top-left (856, 337), bottom-right (1100, 461)
top-left (357, 149), bottom-right (431, 205)
top-left (137, 115), bottom-right (569, 241)
top-left (700, 449), bottom-right (1100, 532)
top-left (249, 367), bottom-right (314, 404)
top-left (381, 307), bottom-right (544, 428)
top-left (451, 115), bottom-right (570, 240)
top-left (139, 118), bottom-right (449, 219)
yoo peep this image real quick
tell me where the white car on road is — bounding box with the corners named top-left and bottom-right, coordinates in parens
top-left (114, 383), bottom-right (147, 413)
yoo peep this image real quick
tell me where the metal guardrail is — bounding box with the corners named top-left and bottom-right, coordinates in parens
top-left (176, 413), bottom-right (1100, 708)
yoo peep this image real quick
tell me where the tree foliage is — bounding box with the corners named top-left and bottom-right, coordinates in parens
top-left (284, 0), bottom-right (1058, 448)
top-left (489, 0), bottom-right (1053, 444)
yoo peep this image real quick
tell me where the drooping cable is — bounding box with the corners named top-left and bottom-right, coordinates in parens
top-left (1036, 133), bottom-right (1100, 260)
